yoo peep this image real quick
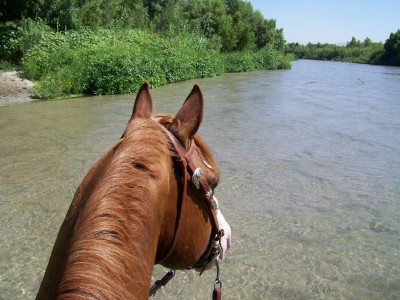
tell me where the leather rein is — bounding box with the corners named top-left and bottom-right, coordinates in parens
top-left (150, 121), bottom-right (224, 299)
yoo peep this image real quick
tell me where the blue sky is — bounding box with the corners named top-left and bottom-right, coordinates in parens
top-left (249, 0), bottom-right (400, 44)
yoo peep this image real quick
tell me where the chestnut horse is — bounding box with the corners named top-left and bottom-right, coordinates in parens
top-left (36, 83), bottom-right (231, 299)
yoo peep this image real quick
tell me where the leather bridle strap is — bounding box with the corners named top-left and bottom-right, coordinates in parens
top-left (154, 122), bottom-right (221, 266)
top-left (155, 123), bottom-right (190, 265)
top-left (150, 121), bottom-right (224, 299)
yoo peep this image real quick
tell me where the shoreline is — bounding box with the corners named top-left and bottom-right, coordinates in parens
top-left (0, 70), bottom-right (35, 105)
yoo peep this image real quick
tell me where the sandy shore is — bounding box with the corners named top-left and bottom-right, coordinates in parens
top-left (0, 71), bottom-right (35, 105)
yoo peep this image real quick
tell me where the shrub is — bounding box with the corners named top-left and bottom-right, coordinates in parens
top-left (25, 28), bottom-right (232, 98)
top-left (5, 23), bottom-right (291, 99)
top-left (0, 22), bottom-right (20, 63)
top-left (83, 49), bottom-right (167, 95)
top-left (0, 19), bottom-right (55, 65)
top-left (224, 46), bottom-right (291, 73)
top-left (224, 51), bottom-right (256, 72)
top-left (0, 59), bottom-right (17, 71)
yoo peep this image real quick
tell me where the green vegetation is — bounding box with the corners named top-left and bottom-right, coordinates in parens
top-left (287, 32), bottom-right (400, 66)
top-left (378, 30), bottom-right (400, 66)
top-left (0, 0), bottom-right (291, 99)
top-left (2, 0), bottom-right (398, 100)
top-left (0, 59), bottom-right (16, 71)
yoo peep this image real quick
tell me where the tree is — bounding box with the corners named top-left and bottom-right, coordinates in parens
top-left (1, 0), bottom-right (40, 22)
top-left (70, 0), bottom-right (148, 29)
top-left (381, 30), bottom-right (400, 66)
top-left (0, 0), bottom-right (148, 30)
top-left (153, 0), bottom-right (186, 33)
top-left (252, 11), bottom-right (285, 50)
top-left (226, 0), bottom-right (256, 51)
top-left (347, 36), bottom-right (361, 48)
top-left (184, 0), bottom-right (235, 51)
top-left (252, 10), bottom-right (269, 49)
top-left (363, 37), bottom-right (372, 47)
top-left (1, 0), bottom-right (290, 56)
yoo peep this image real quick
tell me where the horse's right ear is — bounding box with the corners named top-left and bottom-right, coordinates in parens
top-left (131, 82), bottom-right (152, 119)
top-left (169, 84), bottom-right (204, 149)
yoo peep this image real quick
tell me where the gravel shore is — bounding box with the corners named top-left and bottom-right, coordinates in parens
top-left (0, 71), bottom-right (35, 105)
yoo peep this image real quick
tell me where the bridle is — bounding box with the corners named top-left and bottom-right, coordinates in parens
top-left (150, 121), bottom-right (224, 299)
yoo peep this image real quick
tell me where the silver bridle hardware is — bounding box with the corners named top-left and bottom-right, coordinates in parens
top-left (206, 188), bottom-right (213, 199)
top-left (210, 196), bottom-right (219, 210)
top-left (192, 168), bottom-right (203, 189)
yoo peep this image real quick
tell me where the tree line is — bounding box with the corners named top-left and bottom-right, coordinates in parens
top-left (0, 0), bottom-right (285, 52)
top-left (286, 31), bottom-right (400, 66)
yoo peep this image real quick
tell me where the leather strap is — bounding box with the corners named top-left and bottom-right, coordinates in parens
top-left (150, 120), bottom-right (224, 299)
top-left (213, 287), bottom-right (222, 300)
top-left (154, 121), bottom-right (220, 267)
top-left (149, 270), bottom-right (175, 297)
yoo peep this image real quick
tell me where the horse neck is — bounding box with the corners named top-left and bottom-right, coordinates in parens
top-left (36, 120), bottom-right (174, 300)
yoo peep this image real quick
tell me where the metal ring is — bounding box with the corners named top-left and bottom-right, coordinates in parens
top-left (214, 278), bottom-right (222, 289)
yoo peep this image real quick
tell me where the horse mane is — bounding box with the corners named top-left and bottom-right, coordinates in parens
top-left (57, 117), bottom-right (173, 299)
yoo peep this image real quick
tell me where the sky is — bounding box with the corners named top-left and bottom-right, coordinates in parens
top-left (249, 0), bottom-right (400, 45)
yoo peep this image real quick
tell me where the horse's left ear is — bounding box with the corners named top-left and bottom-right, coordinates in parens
top-left (170, 84), bottom-right (204, 149)
top-left (131, 82), bottom-right (153, 119)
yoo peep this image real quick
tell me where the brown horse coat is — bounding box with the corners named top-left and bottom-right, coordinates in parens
top-left (36, 83), bottom-right (228, 299)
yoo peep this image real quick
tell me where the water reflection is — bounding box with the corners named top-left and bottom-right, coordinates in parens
top-left (1, 60), bottom-right (400, 299)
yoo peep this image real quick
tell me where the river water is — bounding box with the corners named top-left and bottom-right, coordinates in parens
top-left (1, 60), bottom-right (399, 299)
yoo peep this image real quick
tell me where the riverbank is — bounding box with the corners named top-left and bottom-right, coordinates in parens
top-left (0, 70), bottom-right (34, 105)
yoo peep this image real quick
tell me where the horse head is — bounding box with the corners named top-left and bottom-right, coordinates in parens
top-left (36, 83), bottom-right (231, 299)
top-left (131, 83), bottom-right (231, 271)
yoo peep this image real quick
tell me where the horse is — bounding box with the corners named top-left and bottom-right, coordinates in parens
top-left (36, 83), bottom-right (231, 299)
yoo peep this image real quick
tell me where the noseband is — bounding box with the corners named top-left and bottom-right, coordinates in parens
top-left (150, 121), bottom-right (224, 299)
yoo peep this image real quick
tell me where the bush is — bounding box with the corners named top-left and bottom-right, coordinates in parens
top-left (0, 19), bottom-right (55, 65)
top-left (0, 22), bottom-right (20, 63)
top-left (162, 48), bottom-right (224, 82)
top-left (224, 46), bottom-right (291, 73)
top-left (224, 51), bottom-right (256, 72)
top-left (83, 49), bottom-right (167, 95)
top-left (22, 28), bottom-right (232, 99)
top-left (3, 22), bottom-right (291, 99)
top-left (0, 59), bottom-right (17, 71)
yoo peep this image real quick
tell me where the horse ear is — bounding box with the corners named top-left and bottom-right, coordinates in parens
top-left (170, 84), bottom-right (204, 148)
top-left (131, 82), bottom-right (152, 119)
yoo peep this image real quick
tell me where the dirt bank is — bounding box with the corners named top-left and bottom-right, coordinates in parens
top-left (0, 71), bottom-right (35, 105)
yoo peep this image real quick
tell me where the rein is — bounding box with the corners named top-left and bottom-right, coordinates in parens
top-left (150, 121), bottom-right (224, 299)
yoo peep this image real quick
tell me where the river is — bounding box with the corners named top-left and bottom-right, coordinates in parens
top-left (1, 60), bottom-right (399, 299)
